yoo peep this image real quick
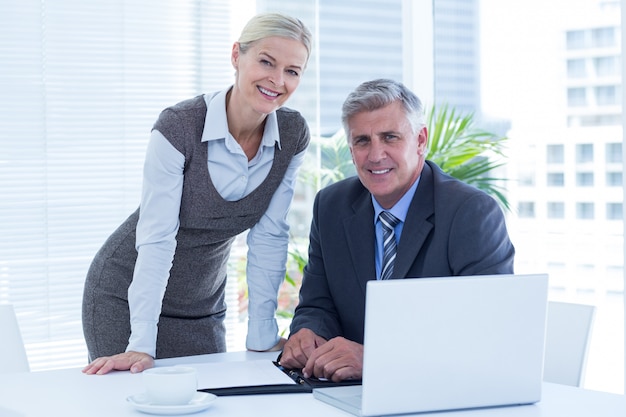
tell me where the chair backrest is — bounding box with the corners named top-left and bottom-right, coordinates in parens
top-left (543, 301), bottom-right (595, 387)
top-left (0, 304), bottom-right (30, 373)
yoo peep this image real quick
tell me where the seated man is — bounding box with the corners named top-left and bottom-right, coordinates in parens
top-left (279, 78), bottom-right (515, 382)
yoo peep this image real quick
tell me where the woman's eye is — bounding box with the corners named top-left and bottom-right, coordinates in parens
top-left (287, 69), bottom-right (300, 77)
top-left (260, 59), bottom-right (272, 66)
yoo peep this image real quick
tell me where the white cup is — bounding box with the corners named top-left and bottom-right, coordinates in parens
top-left (143, 366), bottom-right (198, 406)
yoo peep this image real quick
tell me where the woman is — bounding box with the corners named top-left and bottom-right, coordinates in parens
top-left (82, 12), bottom-right (312, 375)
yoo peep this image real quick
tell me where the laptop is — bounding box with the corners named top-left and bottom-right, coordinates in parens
top-left (313, 273), bottom-right (549, 416)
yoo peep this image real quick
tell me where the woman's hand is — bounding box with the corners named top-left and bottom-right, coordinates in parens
top-left (248, 337), bottom-right (287, 353)
top-left (82, 351), bottom-right (154, 375)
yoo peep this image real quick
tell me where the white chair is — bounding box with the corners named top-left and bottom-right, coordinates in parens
top-left (0, 304), bottom-right (30, 373)
top-left (543, 301), bottom-right (595, 387)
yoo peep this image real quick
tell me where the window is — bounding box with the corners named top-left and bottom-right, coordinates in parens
top-left (576, 143), bottom-right (594, 163)
top-left (483, 0), bottom-right (623, 394)
top-left (519, 171), bottom-right (535, 186)
top-left (576, 202), bottom-right (595, 219)
top-left (594, 56), bottom-right (619, 77)
top-left (607, 203), bottom-right (623, 221)
top-left (566, 29), bottom-right (587, 49)
top-left (547, 172), bottom-right (565, 186)
top-left (575, 114), bottom-right (622, 126)
top-left (1, 0), bottom-right (243, 371)
top-left (567, 87), bottom-right (587, 106)
top-left (607, 171), bottom-right (623, 186)
top-left (576, 172), bottom-right (594, 186)
top-left (591, 26), bottom-right (616, 47)
top-left (595, 85), bottom-right (619, 106)
top-left (518, 202), bottom-right (536, 218)
top-left (547, 202), bottom-right (565, 219)
top-left (567, 58), bottom-right (587, 78)
top-left (547, 144), bottom-right (565, 164)
top-left (606, 143), bottom-right (623, 163)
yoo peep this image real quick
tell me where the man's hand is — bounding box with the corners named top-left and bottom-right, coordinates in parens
top-left (279, 328), bottom-right (327, 369)
top-left (302, 337), bottom-right (363, 382)
top-left (82, 351), bottom-right (154, 375)
top-left (281, 330), bottom-right (363, 382)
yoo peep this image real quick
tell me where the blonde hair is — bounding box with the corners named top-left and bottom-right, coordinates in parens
top-left (237, 13), bottom-right (312, 64)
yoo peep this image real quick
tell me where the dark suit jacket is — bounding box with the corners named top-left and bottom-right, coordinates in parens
top-left (289, 161), bottom-right (515, 344)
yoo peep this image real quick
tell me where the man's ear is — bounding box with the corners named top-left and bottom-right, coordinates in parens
top-left (417, 126), bottom-right (428, 155)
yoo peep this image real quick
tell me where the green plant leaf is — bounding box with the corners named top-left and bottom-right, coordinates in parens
top-left (426, 103), bottom-right (510, 210)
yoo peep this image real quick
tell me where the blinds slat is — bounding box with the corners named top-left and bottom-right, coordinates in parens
top-left (1, 0), bottom-right (235, 372)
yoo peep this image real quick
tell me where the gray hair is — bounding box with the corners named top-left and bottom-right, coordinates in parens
top-left (341, 79), bottom-right (425, 136)
top-left (238, 13), bottom-right (313, 65)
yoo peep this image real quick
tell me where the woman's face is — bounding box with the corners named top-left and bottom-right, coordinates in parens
top-left (231, 36), bottom-right (308, 116)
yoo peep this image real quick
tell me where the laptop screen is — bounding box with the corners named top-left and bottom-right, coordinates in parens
top-left (314, 273), bottom-right (549, 417)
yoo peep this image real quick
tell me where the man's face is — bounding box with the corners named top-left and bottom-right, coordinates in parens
top-left (348, 101), bottom-right (428, 209)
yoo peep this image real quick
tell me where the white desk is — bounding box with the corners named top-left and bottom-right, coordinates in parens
top-left (0, 351), bottom-right (624, 417)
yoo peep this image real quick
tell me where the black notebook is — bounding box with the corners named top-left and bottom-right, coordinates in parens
top-left (199, 360), bottom-right (361, 396)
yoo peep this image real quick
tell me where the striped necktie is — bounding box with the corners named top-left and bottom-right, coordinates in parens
top-left (379, 211), bottom-right (400, 280)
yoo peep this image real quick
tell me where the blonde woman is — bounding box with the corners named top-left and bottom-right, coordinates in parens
top-left (82, 12), bottom-right (312, 375)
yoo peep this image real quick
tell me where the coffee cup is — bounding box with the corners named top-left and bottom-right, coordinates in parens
top-left (143, 366), bottom-right (198, 405)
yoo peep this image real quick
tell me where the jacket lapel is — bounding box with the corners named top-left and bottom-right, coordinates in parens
top-left (344, 188), bottom-right (377, 294)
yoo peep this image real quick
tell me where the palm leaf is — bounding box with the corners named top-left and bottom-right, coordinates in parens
top-left (299, 129), bottom-right (356, 189)
top-left (427, 104), bottom-right (510, 210)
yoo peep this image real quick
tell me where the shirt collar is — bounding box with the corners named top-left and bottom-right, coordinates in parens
top-left (372, 176), bottom-right (421, 224)
top-left (201, 86), bottom-right (281, 150)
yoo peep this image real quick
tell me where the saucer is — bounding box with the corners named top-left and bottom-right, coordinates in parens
top-left (127, 392), bottom-right (217, 415)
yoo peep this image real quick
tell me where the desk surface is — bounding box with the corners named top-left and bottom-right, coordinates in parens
top-left (0, 351), bottom-right (624, 417)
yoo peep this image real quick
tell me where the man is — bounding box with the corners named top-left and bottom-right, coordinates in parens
top-left (279, 79), bottom-right (515, 382)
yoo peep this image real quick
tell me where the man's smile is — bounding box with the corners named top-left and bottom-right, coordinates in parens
top-left (370, 168), bottom-right (391, 175)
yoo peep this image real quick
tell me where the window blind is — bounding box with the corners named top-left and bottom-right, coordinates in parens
top-left (0, 0), bottom-right (235, 371)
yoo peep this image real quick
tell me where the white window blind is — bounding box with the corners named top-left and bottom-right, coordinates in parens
top-left (0, 0), bottom-right (235, 371)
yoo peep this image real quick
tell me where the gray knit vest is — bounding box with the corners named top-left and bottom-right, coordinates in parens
top-left (150, 95), bottom-right (310, 318)
top-left (82, 95), bottom-right (309, 358)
